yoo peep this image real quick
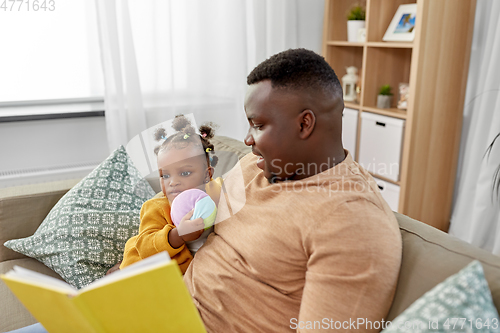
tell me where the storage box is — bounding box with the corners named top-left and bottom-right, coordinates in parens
top-left (373, 177), bottom-right (400, 212)
top-left (358, 113), bottom-right (405, 182)
top-left (342, 108), bottom-right (358, 158)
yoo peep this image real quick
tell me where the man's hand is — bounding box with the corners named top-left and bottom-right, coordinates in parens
top-left (177, 209), bottom-right (204, 242)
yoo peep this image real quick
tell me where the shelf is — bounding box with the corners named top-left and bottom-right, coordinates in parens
top-left (344, 101), bottom-right (361, 109)
top-left (324, 45), bottom-right (363, 83)
top-left (324, 0), bottom-right (477, 230)
top-left (361, 106), bottom-right (407, 119)
top-left (367, 42), bottom-right (413, 49)
top-left (366, 0), bottom-right (417, 42)
top-left (325, 41), bottom-right (413, 49)
top-left (324, 0), bottom-right (364, 41)
top-left (363, 47), bottom-right (412, 109)
top-left (326, 41), bottom-right (364, 47)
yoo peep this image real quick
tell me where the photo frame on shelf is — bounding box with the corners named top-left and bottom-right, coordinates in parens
top-left (382, 4), bottom-right (417, 42)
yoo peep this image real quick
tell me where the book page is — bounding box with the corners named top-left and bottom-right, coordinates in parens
top-left (4, 266), bottom-right (77, 295)
top-left (81, 251), bottom-right (171, 292)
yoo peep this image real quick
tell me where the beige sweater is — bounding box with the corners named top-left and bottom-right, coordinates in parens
top-left (184, 152), bottom-right (402, 332)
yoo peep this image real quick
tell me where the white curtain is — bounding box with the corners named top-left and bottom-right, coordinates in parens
top-left (95, 0), bottom-right (148, 151)
top-left (449, 0), bottom-right (500, 254)
top-left (94, 0), bottom-right (324, 152)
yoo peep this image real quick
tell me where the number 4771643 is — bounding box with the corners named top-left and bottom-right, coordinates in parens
top-left (1, 0), bottom-right (55, 11)
top-left (442, 318), bottom-right (498, 330)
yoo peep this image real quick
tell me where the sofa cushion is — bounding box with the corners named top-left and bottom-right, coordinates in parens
top-left (383, 261), bottom-right (499, 332)
top-left (0, 179), bottom-right (81, 263)
top-left (389, 212), bottom-right (500, 320)
top-left (211, 135), bottom-right (252, 160)
top-left (0, 258), bottom-right (64, 332)
top-left (4, 146), bottom-right (155, 289)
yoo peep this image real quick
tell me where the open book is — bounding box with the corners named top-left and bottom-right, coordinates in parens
top-left (1, 252), bottom-right (206, 333)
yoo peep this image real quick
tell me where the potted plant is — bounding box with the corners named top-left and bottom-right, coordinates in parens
top-left (377, 84), bottom-right (393, 109)
top-left (347, 4), bottom-right (366, 42)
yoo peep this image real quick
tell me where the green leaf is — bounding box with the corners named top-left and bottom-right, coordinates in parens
top-left (347, 5), bottom-right (366, 21)
top-left (379, 84), bottom-right (393, 96)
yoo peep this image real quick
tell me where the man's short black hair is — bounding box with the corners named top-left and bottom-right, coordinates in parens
top-left (247, 48), bottom-right (342, 97)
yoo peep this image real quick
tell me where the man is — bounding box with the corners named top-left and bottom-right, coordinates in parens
top-left (10, 49), bottom-right (401, 333)
top-left (184, 49), bottom-right (402, 332)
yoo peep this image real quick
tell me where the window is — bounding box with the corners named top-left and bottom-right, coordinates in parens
top-left (0, 0), bottom-right (103, 103)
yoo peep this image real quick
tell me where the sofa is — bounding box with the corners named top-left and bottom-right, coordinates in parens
top-left (1, 135), bottom-right (500, 332)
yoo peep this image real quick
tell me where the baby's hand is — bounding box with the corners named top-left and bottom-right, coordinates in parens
top-left (177, 209), bottom-right (204, 242)
top-left (106, 261), bottom-right (121, 275)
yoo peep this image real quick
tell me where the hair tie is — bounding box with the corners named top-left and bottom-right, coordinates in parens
top-left (206, 148), bottom-right (212, 153)
top-left (183, 134), bottom-right (190, 139)
top-left (202, 133), bottom-right (207, 138)
top-left (161, 135), bottom-right (167, 140)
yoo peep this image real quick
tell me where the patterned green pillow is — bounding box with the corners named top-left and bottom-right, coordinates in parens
top-left (382, 261), bottom-right (500, 332)
top-left (4, 146), bottom-right (155, 289)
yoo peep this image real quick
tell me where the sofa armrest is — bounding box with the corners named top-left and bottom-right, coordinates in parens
top-left (388, 212), bottom-right (500, 320)
top-left (0, 178), bottom-right (81, 262)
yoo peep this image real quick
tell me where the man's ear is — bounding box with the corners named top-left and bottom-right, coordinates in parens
top-left (298, 110), bottom-right (316, 139)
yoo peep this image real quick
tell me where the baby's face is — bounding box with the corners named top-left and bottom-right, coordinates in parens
top-left (158, 144), bottom-right (209, 204)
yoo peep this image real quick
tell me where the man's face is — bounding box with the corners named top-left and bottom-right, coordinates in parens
top-left (244, 80), bottom-right (304, 183)
top-left (157, 144), bottom-right (209, 203)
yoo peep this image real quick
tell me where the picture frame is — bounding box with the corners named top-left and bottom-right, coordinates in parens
top-left (382, 4), bottom-right (417, 42)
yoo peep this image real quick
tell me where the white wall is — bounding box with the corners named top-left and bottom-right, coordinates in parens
top-left (297, 0), bottom-right (325, 55)
top-left (0, 116), bottom-right (109, 187)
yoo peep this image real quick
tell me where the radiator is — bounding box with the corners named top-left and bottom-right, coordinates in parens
top-left (0, 161), bottom-right (99, 189)
top-left (0, 112), bottom-right (109, 189)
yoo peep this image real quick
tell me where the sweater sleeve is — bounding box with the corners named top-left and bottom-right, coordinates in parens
top-left (120, 198), bottom-right (193, 273)
top-left (297, 199), bottom-right (402, 332)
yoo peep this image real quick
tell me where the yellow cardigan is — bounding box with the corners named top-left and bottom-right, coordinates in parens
top-left (120, 177), bottom-right (223, 273)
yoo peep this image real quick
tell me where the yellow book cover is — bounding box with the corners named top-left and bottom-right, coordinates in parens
top-left (0, 252), bottom-right (206, 333)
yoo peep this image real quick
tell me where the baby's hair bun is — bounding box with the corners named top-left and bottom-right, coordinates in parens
top-left (154, 127), bottom-right (167, 142)
top-left (172, 114), bottom-right (196, 136)
top-left (199, 122), bottom-right (218, 140)
top-left (172, 114), bottom-right (191, 131)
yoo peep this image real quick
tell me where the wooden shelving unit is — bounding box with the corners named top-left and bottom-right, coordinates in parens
top-left (322, 0), bottom-right (477, 230)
